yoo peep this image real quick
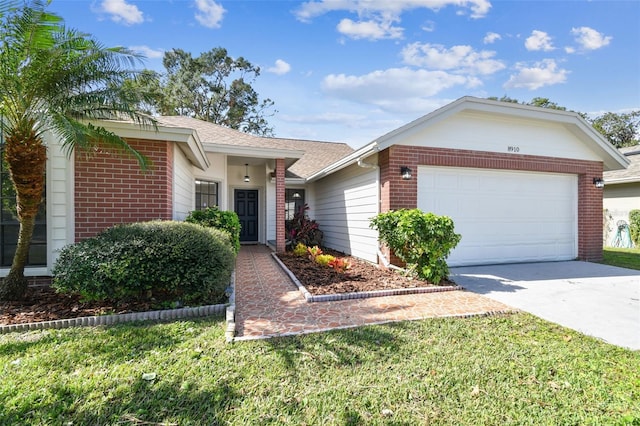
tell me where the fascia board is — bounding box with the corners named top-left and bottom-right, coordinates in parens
top-left (201, 142), bottom-right (304, 159)
top-left (95, 120), bottom-right (210, 170)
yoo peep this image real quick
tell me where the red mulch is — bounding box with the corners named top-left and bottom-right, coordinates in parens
top-left (276, 251), bottom-right (453, 295)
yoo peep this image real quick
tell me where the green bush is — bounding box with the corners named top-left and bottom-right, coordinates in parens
top-left (52, 221), bottom-right (235, 304)
top-left (185, 207), bottom-right (241, 254)
top-left (370, 209), bottom-right (461, 284)
top-left (630, 209), bottom-right (640, 247)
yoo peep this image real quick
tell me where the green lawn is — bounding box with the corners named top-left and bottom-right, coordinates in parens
top-left (1, 314), bottom-right (639, 425)
top-left (602, 247), bottom-right (640, 270)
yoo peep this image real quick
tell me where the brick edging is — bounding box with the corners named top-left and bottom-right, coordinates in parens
top-left (271, 253), bottom-right (463, 303)
top-left (0, 270), bottom-right (236, 335)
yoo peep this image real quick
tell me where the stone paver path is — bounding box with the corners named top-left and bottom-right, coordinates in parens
top-left (234, 245), bottom-right (516, 340)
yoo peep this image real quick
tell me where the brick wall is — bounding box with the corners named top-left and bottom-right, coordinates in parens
top-left (275, 158), bottom-right (286, 253)
top-left (74, 139), bottom-right (174, 241)
top-left (379, 145), bottom-right (604, 262)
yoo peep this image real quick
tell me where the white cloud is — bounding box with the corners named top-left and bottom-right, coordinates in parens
top-left (336, 18), bottom-right (403, 40)
top-left (267, 59), bottom-right (291, 75)
top-left (483, 32), bottom-right (501, 44)
top-left (129, 45), bottom-right (164, 59)
top-left (401, 42), bottom-right (505, 75)
top-left (296, 0), bottom-right (492, 21)
top-left (295, 0), bottom-right (491, 39)
top-left (504, 59), bottom-right (569, 90)
top-left (100, 0), bottom-right (144, 25)
top-left (525, 30), bottom-right (555, 51)
top-left (322, 67), bottom-right (477, 113)
top-left (570, 26), bottom-right (612, 50)
top-left (194, 0), bottom-right (225, 29)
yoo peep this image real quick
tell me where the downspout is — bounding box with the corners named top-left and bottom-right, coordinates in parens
top-left (357, 145), bottom-right (406, 272)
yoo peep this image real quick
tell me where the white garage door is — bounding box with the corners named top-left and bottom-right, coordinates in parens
top-left (418, 166), bottom-right (577, 266)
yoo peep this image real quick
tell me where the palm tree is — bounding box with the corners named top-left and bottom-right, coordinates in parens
top-left (0, 1), bottom-right (154, 300)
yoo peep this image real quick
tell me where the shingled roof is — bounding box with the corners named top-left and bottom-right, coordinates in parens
top-left (604, 145), bottom-right (640, 184)
top-left (156, 116), bottom-right (354, 179)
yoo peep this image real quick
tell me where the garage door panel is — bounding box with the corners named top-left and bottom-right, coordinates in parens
top-left (418, 166), bottom-right (577, 266)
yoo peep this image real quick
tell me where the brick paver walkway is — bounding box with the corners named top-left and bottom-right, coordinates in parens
top-left (234, 245), bottom-right (516, 340)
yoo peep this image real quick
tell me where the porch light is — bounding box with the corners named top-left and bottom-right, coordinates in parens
top-left (400, 166), bottom-right (412, 180)
top-left (244, 164), bottom-right (250, 183)
top-left (593, 177), bottom-right (605, 189)
top-left (292, 192), bottom-right (301, 198)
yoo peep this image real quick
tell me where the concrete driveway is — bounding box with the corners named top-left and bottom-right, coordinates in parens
top-left (450, 261), bottom-right (640, 350)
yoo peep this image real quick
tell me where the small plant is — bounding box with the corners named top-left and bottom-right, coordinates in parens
top-left (307, 245), bottom-right (323, 262)
top-left (370, 209), bottom-right (461, 284)
top-left (314, 254), bottom-right (336, 266)
top-left (630, 209), bottom-right (640, 247)
top-left (286, 204), bottom-right (323, 249)
top-left (292, 243), bottom-right (308, 257)
top-left (328, 257), bottom-right (351, 273)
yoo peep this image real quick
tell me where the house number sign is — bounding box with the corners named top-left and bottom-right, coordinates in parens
top-left (507, 146), bottom-right (520, 153)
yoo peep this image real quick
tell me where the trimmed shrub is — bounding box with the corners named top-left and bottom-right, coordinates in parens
top-left (630, 209), bottom-right (640, 247)
top-left (185, 207), bottom-right (241, 254)
top-left (52, 221), bottom-right (235, 304)
top-left (370, 209), bottom-right (461, 284)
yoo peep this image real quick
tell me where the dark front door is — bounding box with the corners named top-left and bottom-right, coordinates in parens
top-left (235, 189), bottom-right (258, 242)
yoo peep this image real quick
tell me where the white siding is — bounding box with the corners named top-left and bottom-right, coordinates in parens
top-left (312, 165), bottom-right (379, 263)
top-left (173, 144), bottom-right (194, 220)
top-left (47, 133), bottom-right (74, 274)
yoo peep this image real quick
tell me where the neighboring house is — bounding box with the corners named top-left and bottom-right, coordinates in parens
top-left (1, 96), bottom-right (629, 279)
top-left (603, 145), bottom-right (640, 246)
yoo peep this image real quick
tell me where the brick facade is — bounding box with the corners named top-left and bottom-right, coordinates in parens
top-left (74, 139), bottom-right (174, 241)
top-left (275, 158), bottom-right (286, 253)
top-left (379, 145), bottom-right (604, 262)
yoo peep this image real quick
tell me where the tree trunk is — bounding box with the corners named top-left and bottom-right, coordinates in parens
top-left (0, 127), bottom-right (47, 301)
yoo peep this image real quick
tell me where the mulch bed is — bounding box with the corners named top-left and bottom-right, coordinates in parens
top-left (0, 287), bottom-right (185, 327)
top-left (1, 250), bottom-right (454, 326)
top-left (276, 250), bottom-right (453, 295)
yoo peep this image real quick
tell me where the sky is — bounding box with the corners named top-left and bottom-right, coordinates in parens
top-left (47, 0), bottom-right (640, 148)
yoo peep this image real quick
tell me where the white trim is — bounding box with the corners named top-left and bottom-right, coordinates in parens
top-left (96, 120), bottom-right (210, 171)
top-left (201, 142), bottom-right (304, 160)
top-left (604, 177), bottom-right (640, 185)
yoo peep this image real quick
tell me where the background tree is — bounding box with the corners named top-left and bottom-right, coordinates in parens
top-left (489, 96), bottom-right (639, 148)
top-left (0, 1), bottom-right (154, 300)
top-left (590, 111), bottom-right (640, 148)
top-left (132, 48), bottom-right (276, 136)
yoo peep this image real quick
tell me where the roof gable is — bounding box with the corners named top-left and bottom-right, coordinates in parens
top-left (372, 97), bottom-right (629, 172)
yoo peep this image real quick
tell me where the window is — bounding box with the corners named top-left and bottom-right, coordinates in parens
top-left (195, 180), bottom-right (218, 210)
top-left (0, 135), bottom-right (47, 267)
top-left (285, 189), bottom-right (305, 220)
